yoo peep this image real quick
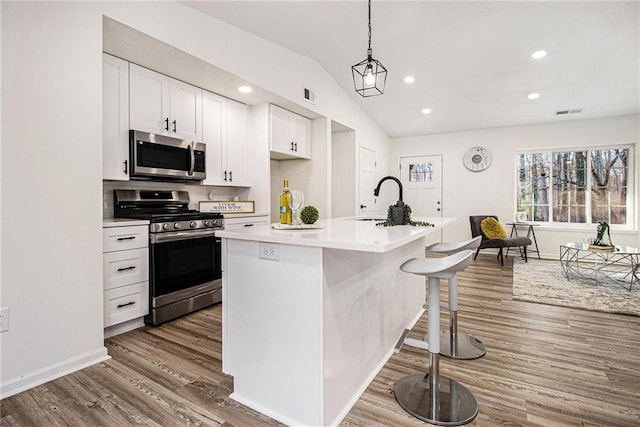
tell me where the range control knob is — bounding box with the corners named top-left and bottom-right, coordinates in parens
top-left (190, 221), bottom-right (198, 229)
top-left (162, 223), bottom-right (171, 231)
top-left (203, 220), bottom-right (211, 227)
top-left (174, 223), bottom-right (182, 230)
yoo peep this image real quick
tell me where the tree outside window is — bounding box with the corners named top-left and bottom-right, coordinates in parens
top-left (516, 147), bottom-right (631, 225)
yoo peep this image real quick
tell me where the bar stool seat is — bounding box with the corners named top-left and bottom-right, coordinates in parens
top-left (394, 249), bottom-right (478, 426)
top-left (427, 236), bottom-right (486, 360)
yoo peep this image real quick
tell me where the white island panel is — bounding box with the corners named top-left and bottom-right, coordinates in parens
top-left (322, 239), bottom-right (424, 425)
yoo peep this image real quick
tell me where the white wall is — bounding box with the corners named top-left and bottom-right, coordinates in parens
top-left (332, 130), bottom-right (356, 218)
top-left (1, 2), bottom-right (108, 397)
top-left (392, 115), bottom-right (640, 258)
top-left (1, 1), bottom-right (391, 397)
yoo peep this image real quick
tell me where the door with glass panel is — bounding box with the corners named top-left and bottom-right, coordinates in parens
top-left (359, 147), bottom-right (376, 217)
top-left (400, 155), bottom-right (443, 217)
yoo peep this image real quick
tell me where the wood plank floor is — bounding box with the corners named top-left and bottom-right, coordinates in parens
top-left (2, 254), bottom-right (640, 426)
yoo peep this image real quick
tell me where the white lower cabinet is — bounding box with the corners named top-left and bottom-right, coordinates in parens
top-left (103, 223), bottom-right (149, 336)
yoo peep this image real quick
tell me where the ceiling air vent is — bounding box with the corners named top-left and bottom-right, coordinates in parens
top-left (303, 87), bottom-right (316, 104)
top-left (556, 108), bottom-right (582, 115)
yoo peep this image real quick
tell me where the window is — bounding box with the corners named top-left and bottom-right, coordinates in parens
top-left (516, 146), bottom-right (633, 226)
top-left (409, 162), bottom-right (434, 182)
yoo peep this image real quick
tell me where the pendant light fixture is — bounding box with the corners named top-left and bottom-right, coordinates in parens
top-left (352, 0), bottom-right (387, 97)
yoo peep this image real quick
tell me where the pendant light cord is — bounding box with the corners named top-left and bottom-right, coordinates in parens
top-left (367, 0), bottom-right (372, 55)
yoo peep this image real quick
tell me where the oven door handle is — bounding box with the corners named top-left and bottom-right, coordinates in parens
top-left (150, 229), bottom-right (220, 244)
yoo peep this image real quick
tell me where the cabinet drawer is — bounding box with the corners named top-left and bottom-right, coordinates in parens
top-left (103, 248), bottom-right (149, 290)
top-left (104, 281), bottom-right (149, 327)
top-left (224, 216), bottom-right (269, 230)
top-left (103, 225), bottom-right (148, 252)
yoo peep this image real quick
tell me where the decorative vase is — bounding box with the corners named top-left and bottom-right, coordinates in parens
top-left (390, 206), bottom-right (406, 225)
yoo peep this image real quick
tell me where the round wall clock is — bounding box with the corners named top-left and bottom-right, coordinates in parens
top-left (463, 146), bottom-right (492, 172)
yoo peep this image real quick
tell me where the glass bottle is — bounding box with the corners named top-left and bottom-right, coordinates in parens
top-left (279, 179), bottom-right (292, 224)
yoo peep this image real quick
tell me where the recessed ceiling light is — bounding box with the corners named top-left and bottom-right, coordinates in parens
top-left (421, 108), bottom-right (432, 115)
top-left (404, 76), bottom-right (415, 84)
top-left (531, 50), bottom-right (547, 59)
top-left (238, 86), bottom-right (253, 93)
top-left (528, 92), bottom-right (540, 100)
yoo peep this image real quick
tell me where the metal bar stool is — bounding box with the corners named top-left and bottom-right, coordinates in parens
top-left (426, 236), bottom-right (486, 360)
top-left (394, 249), bottom-right (478, 426)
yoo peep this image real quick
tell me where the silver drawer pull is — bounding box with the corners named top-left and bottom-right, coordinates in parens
top-left (116, 301), bottom-right (136, 309)
top-left (117, 236), bottom-right (136, 241)
top-left (117, 266), bottom-right (136, 272)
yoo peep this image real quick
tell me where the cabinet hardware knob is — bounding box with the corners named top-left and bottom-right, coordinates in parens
top-left (172, 120), bottom-right (176, 132)
top-left (224, 171), bottom-right (227, 181)
top-left (117, 236), bottom-right (136, 241)
top-left (229, 171), bottom-right (233, 182)
top-left (294, 142), bottom-right (298, 152)
top-left (123, 159), bottom-right (128, 175)
top-left (116, 266), bottom-right (136, 272)
top-left (165, 117), bottom-right (169, 131)
top-left (360, 204), bottom-right (366, 209)
top-left (290, 141), bottom-right (294, 151)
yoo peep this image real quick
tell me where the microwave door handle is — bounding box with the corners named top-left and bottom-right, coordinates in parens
top-left (188, 144), bottom-right (195, 176)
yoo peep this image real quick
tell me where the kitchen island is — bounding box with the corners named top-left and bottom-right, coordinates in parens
top-left (218, 216), bottom-right (455, 426)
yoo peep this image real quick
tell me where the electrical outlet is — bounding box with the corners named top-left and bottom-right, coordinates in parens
top-left (0, 307), bottom-right (9, 333)
top-left (259, 242), bottom-right (280, 261)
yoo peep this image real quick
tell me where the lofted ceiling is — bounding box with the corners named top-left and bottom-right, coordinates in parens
top-left (180, 0), bottom-right (639, 139)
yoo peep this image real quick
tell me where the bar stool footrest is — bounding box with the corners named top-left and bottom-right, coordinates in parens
top-left (394, 373), bottom-right (478, 426)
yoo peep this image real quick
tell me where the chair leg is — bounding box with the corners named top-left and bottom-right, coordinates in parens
top-left (499, 248), bottom-right (504, 266)
top-left (474, 247), bottom-right (480, 260)
top-left (524, 246), bottom-right (528, 263)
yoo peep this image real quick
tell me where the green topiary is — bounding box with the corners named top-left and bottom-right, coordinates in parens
top-left (300, 205), bottom-right (319, 224)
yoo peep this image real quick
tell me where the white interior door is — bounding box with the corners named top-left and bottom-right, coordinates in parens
top-left (358, 147), bottom-right (376, 216)
top-left (400, 155), bottom-right (443, 217)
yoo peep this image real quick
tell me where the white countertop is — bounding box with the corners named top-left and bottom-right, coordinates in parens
top-left (103, 218), bottom-right (150, 227)
top-left (217, 216), bottom-right (456, 252)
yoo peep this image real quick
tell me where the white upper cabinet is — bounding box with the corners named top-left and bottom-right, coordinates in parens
top-left (129, 64), bottom-right (202, 142)
top-left (102, 53), bottom-right (130, 181)
top-left (270, 104), bottom-right (311, 160)
top-left (202, 91), bottom-right (250, 187)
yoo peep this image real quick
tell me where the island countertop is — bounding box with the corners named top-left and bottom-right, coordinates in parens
top-left (217, 216), bottom-right (456, 253)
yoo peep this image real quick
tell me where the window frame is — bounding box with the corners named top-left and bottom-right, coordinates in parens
top-left (514, 144), bottom-right (635, 230)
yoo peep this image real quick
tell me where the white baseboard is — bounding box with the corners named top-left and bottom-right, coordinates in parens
top-left (0, 346), bottom-right (110, 400)
top-left (104, 317), bottom-right (145, 339)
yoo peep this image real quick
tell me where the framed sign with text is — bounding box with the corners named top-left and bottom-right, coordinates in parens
top-left (199, 200), bottom-right (255, 214)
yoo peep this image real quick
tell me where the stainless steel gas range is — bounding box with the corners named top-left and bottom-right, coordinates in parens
top-left (114, 190), bottom-right (223, 325)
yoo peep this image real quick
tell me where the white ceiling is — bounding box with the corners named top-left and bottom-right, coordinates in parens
top-left (181, 0), bottom-right (639, 138)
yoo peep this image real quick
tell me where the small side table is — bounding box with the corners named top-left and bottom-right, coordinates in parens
top-left (505, 222), bottom-right (541, 259)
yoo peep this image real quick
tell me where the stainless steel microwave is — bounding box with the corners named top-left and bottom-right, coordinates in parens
top-left (129, 130), bottom-right (206, 181)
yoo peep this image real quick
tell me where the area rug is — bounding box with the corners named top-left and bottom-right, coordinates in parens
top-left (512, 259), bottom-right (640, 316)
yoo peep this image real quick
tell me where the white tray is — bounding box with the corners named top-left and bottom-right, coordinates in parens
top-left (271, 223), bottom-right (324, 230)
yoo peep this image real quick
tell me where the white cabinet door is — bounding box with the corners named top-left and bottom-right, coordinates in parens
top-left (202, 91), bottom-right (250, 187)
top-left (270, 104), bottom-right (311, 160)
top-left (292, 114), bottom-right (311, 159)
top-left (102, 53), bottom-right (130, 181)
top-left (225, 99), bottom-right (250, 186)
top-left (170, 79), bottom-right (202, 141)
top-left (202, 91), bottom-right (226, 186)
top-left (129, 64), bottom-right (170, 135)
top-left (270, 105), bottom-right (292, 155)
